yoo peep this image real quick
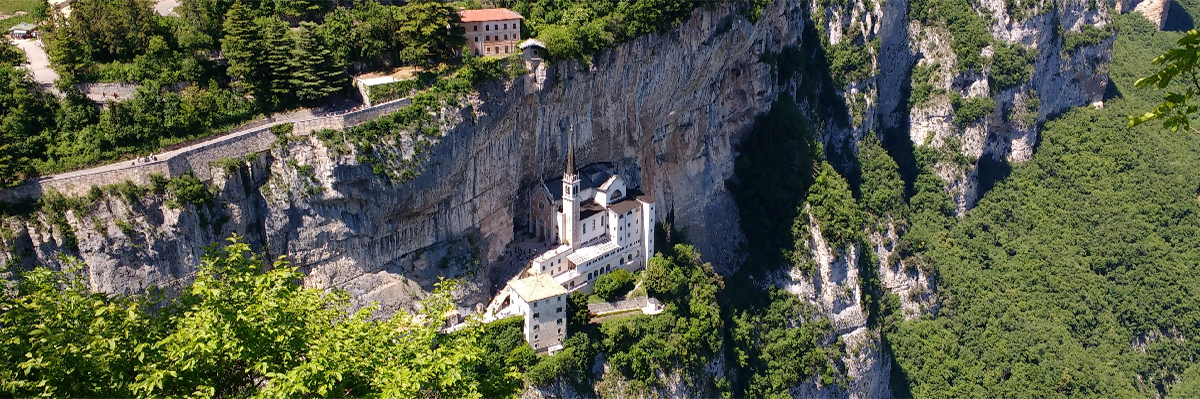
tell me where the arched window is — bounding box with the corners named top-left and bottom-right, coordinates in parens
top-left (612, 190), bottom-right (622, 200)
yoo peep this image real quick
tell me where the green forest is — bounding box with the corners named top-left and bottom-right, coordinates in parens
top-left (8, 0), bottom-right (1200, 397)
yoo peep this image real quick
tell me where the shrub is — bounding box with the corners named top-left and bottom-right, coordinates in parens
top-left (367, 78), bottom-right (426, 105)
top-left (149, 173), bottom-right (168, 195)
top-left (909, 62), bottom-right (942, 108)
top-left (910, 0), bottom-right (992, 71)
top-left (989, 42), bottom-right (1035, 93)
top-left (593, 268), bottom-right (635, 300)
top-left (951, 94), bottom-right (995, 127)
top-left (1063, 24), bottom-right (1114, 54)
top-left (166, 170), bottom-right (214, 208)
top-left (825, 30), bottom-right (875, 87)
top-left (114, 219), bottom-right (135, 236)
top-left (106, 180), bottom-right (147, 206)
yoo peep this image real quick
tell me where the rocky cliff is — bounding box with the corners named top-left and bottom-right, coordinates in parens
top-left (0, 0), bottom-right (1115, 396)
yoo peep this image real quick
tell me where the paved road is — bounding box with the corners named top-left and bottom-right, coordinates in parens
top-left (154, 0), bottom-right (179, 16)
top-left (40, 108), bottom-right (322, 182)
top-left (13, 39), bottom-right (58, 87)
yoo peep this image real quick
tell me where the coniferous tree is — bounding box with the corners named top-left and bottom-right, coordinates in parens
top-left (257, 16), bottom-right (295, 107)
top-left (395, 0), bottom-right (464, 67)
top-left (220, 1), bottom-right (262, 98)
top-left (289, 23), bottom-right (346, 103)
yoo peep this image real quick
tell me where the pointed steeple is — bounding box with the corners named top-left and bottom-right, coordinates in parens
top-left (565, 126), bottom-right (576, 177)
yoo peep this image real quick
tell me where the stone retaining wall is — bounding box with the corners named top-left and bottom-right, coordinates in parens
top-left (0, 97), bottom-right (414, 203)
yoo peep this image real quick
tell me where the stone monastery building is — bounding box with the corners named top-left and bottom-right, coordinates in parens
top-left (486, 142), bottom-right (657, 352)
top-left (458, 8), bottom-right (523, 57)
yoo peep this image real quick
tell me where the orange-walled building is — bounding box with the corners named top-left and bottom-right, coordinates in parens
top-left (458, 8), bottom-right (523, 57)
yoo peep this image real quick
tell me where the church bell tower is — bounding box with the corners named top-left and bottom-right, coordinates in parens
top-left (562, 129), bottom-right (580, 246)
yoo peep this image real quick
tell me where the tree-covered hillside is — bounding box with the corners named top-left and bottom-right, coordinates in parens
top-left (882, 13), bottom-right (1200, 397)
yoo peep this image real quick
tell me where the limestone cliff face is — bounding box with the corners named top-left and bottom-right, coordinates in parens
top-left (2, 1), bottom-right (805, 313)
top-left (0, 0), bottom-right (1114, 396)
top-left (813, 0), bottom-right (1114, 214)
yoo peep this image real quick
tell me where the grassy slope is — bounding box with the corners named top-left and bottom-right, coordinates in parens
top-left (888, 13), bottom-right (1200, 398)
top-left (0, 0), bottom-right (41, 27)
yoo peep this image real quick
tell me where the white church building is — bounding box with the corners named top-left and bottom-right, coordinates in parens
top-left (485, 143), bottom-right (656, 352)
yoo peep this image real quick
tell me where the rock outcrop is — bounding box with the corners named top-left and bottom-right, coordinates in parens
top-left (0, 0), bottom-right (1115, 396)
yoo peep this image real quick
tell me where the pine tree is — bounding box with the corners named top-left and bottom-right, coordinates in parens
top-left (289, 23), bottom-right (346, 103)
top-left (256, 16), bottom-right (295, 107)
top-left (220, 1), bottom-right (262, 98)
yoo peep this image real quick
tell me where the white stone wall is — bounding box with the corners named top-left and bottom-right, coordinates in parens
top-left (525, 294), bottom-right (567, 351)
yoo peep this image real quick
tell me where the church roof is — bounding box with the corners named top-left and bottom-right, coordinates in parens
top-left (579, 199), bottom-right (604, 220)
top-left (599, 175), bottom-right (621, 191)
top-left (509, 273), bottom-right (567, 302)
top-left (544, 162), bottom-right (616, 200)
top-left (608, 197), bottom-right (642, 215)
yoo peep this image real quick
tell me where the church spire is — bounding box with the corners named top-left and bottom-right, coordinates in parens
top-left (565, 126), bottom-right (576, 177)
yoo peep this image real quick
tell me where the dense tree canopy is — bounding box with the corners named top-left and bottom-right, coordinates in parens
top-left (0, 236), bottom-right (523, 398)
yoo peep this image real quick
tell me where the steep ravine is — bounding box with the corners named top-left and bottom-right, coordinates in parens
top-left (0, 0), bottom-right (1114, 396)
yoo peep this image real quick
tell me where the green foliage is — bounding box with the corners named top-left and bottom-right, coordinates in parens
top-left (1063, 23), bottom-right (1114, 54)
top-left (105, 180), bottom-right (148, 206)
top-left (908, 61), bottom-right (943, 108)
top-left (581, 244), bottom-right (725, 391)
top-left (990, 42), bottom-right (1035, 93)
top-left (795, 162), bottom-right (866, 260)
top-left (592, 268), bottom-right (634, 300)
top-left (1172, 365), bottom-right (1200, 398)
top-left (165, 170), bottom-right (214, 209)
top-left (0, 38), bottom-right (26, 66)
top-left (858, 134), bottom-right (907, 217)
top-left (319, 1), bottom-right (395, 68)
top-left (1, 236), bottom-right (515, 398)
top-left (951, 94), bottom-right (996, 127)
top-left (509, 0), bottom-right (700, 62)
top-left (567, 290), bottom-right (592, 328)
top-left (395, 0), bottom-right (465, 67)
top-left (0, 257), bottom-right (159, 397)
top-left (1023, 92), bottom-right (1040, 126)
top-left (887, 17), bottom-right (1200, 397)
top-left (1129, 29), bottom-right (1200, 133)
top-left (909, 0), bottom-right (992, 71)
top-left (367, 78), bottom-right (426, 105)
top-left (0, 53), bottom-right (56, 186)
top-left (114, 219), bottom-right (135, 236)
top-left (149, 173), bottom-right (168, 196)
top-left (732, 287), bottom-right (842, 397)
top-left (45, 0), bottom-right (161, 63)
top-left (825, 29), bottom-right (876, 87)
top-left (290, 22), bottom-right (348, 104)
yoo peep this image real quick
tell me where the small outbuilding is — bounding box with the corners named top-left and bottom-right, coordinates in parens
top-left (8, 22), bottom-right (37, 39)
top-left (519, 38), bottom-right (545, 61)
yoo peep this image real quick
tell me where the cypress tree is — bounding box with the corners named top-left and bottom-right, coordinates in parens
top-left (221, 1), bottom-right (262, 97)
top-left (257, 16), bottom-right (295, 107)
top-left (289, 23), bottom-right (346, 103)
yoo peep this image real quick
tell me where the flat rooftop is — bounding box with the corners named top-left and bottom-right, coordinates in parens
top-left (510, 273), bottom-right (567, 302)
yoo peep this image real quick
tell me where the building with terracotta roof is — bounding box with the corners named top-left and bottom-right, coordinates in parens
top-left (458, 8), bottom-right (523, 57)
